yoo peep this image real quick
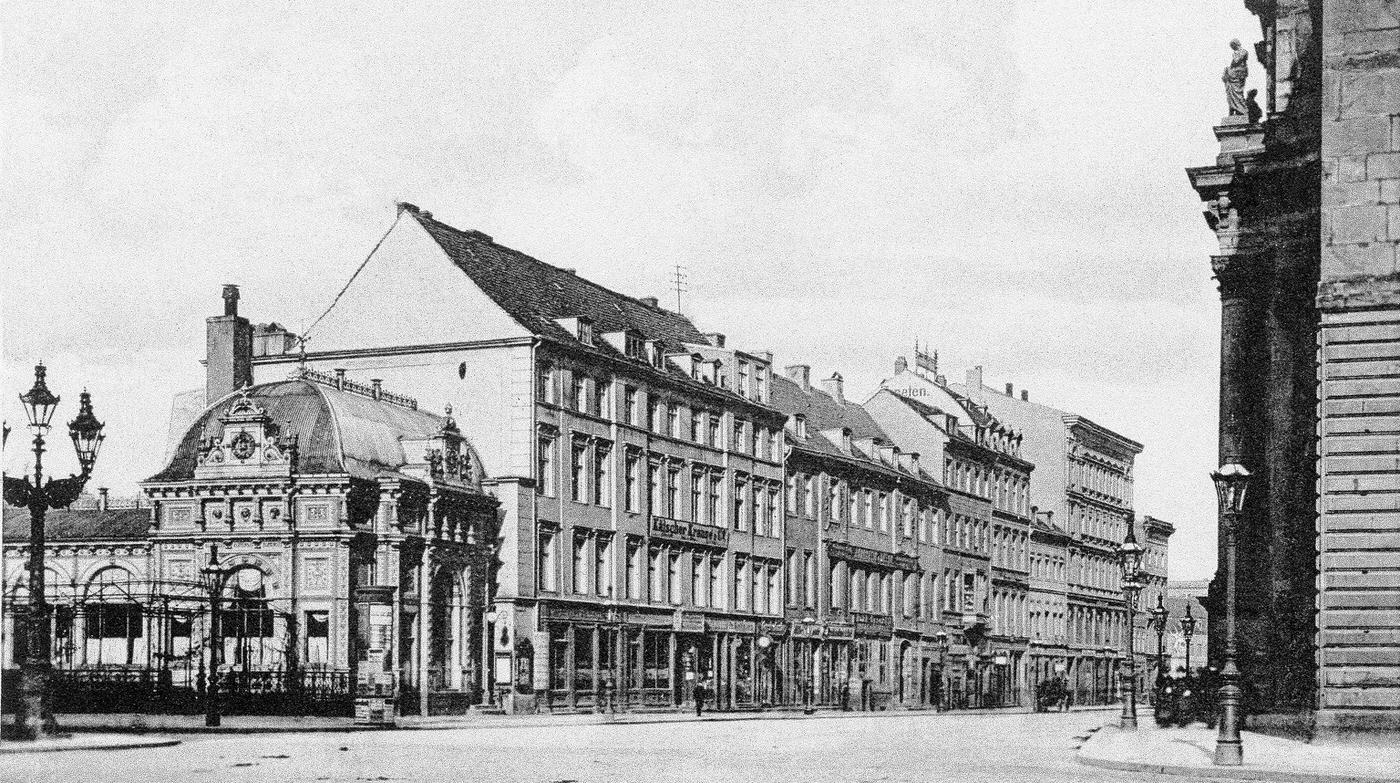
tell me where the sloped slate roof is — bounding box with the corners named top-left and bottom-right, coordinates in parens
top-left (2, 507), bottom-right (150, 542)
top-left (148, 379), bottom-right (450, 483)
top-left (878, 390), bottom-right (974, 443)
top-left (408, 206), bottom-right (708, 351)
top-left (771, 374), bottom-right (939, 484)
top-left (405, 205), bottom-right (775, 414)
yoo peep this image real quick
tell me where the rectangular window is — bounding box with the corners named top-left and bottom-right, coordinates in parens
top-left (537, 529), bottom-right (557, 592)
top-left (649, 400), bottom-right (660, 433)
top-left (691, 469), bottom-right (704, 523)
top-left (570, 439), bottom-right (587, 502)
top-left (804, 476), bottom-right (816, 518)
top-left (667, 405), bottom-right (680, 438)
top-left (708, 415), bottom-right (720, 447)
top-left (752, 561), bottom-right (765, 614)
top-left (733, 419), bottom-right (745, 451)
top-left (804, 552), bottom-right (816, 609)
top-left (738, 361), bottom-right (750, 398)
top-left (304, 611), bottom-right (329, 665)
top-left (594, 443), bottom-right (612, 506)
top-left (691, 411), bottom-right (703, 442)
top-left (625, 386), bottom-right (638, 424)
top-left (668, 552), bottom-right (682, 606)
top-left (536, 361), bottom-right (554, 403)
top-left (649, 547), bottom-right (663, 603)
top-left (595, 534), bottom-right (612, 597)
top-left (648, 462), bottom-right (662, 516)
top-left (708, 472), bottom-right (721, 524)
top-left (785, 549), bottom-right (798, 606)
top-left (767, 566), bottom-right (781, 616)
top-left (667, 465), bottom-right (681, 518)
top-left (625, 450), bottom-right (640, 512)
top-left (692, 555), bottom-right (706, 607)
top-left (734, 476), bottom-right (748, 531)
top-left (593, 379), bottom-right (610, 418)
top-left (537, 436), bottom-right (555, 496)
top-left (709, 556), bottom-right (724, 609)
top-left (626, 537), bottom-right (642, 600)
top-left (767, 486), bottom-right (780, 536)
top-left (734, 557), bottom-right (749, 610)
top-left (572, 531), bottom-right (589, 594)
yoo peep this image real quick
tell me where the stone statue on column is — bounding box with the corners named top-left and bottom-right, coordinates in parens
top-left (1223, 39), bottom-right (1249, 117)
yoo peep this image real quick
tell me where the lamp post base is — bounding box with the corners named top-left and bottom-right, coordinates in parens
top-left (1120, 714), bottom-right (1138, 730)
top-left (1214, 739), bottom-right (1243, 766)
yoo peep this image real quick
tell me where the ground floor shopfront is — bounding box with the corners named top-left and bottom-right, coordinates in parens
top-left (533, 605), bottom-right (952, 713)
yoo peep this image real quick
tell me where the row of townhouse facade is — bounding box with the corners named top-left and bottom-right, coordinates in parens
top-left (3, 203), bottom-right (1167, 718)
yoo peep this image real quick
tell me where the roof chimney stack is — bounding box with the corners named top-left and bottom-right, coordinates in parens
top-left (98, 487), bottom-right (109, 512)
top-left (1005, 382), bottom-right (1014, 396)
top-left (785, 364), bottom-right (811, 391)
top-left (1021, 389), bottom-right (1029, 401)
top-left (334, 368), bottom-right (347, 390)
top-left (965, 366), bottom-right (984, 401)
top-left (639, 296), bottom-right (659, 308)
top-left (706, 332), bottom-right (726, 348)
top-left (206, 285), bottom-right (253, 405)
top-left (371, 379), bottom-right (383, 400)
top-left (821, 372), bottom-right (845, 403)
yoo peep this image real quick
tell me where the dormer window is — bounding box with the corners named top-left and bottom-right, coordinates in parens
top-left (793, 414), bottom-right (807, 439)
top-left (625, 332), bottom-right (645, 359)
top-left (577, 319), bottom-right (594, 345)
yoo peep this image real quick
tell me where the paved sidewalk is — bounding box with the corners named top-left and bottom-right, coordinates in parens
top-left (2, 703), bottom-right (1114, 736)
top-left (0, 733), bottom-right (179, 755)
top-left (1078, 721), bottom-right (1400, 783)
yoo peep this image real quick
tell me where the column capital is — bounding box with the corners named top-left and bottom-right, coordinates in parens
top-left (1211, 252), bottom-right (1268, 298)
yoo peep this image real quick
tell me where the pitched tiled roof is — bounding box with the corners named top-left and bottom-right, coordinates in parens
top-left (405, 205), bottom-right (774, 415)
top-left (877, 390), bottom-right (974, 443)
top-left (148, 378), bottom-right (459, 483)
top-left (2, 507), bottom-right (150, 542)
top-left (771, 374), bottom-right (939, 484)
top-left (407, 205), bottom-right (707, 351)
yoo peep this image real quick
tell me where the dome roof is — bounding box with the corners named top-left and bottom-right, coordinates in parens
top-left (148, 378), bottom-right (474, 483)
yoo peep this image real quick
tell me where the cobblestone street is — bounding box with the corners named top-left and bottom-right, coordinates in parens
top-left (2, 711), bottom-right (1185, 783)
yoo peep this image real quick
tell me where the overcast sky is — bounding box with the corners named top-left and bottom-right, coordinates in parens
top-left (2, 1), bottom-right (1258, 580)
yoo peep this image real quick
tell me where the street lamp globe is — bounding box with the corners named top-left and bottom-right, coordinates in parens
top-left (1211, 463), bottom-right (1252, 516)
top-left (67, 390), bottom-right (105, 476)
top-left (1117, 522), bottom-right (1144, 581)
top-left (1149, 594), bottom-right (1169, 631)
top-left (19, 364), bottom-right (60, 429)
top-left (1180, 603), bottom-right (1197, 639)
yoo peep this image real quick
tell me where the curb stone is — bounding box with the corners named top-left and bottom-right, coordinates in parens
top-left (0, 737), bottom-right (181, 755)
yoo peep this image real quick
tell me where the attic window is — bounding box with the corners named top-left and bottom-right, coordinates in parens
top-left (577, 319), bottom-right (594, 346)
top-left (625, 332), bottom-right (645, 359)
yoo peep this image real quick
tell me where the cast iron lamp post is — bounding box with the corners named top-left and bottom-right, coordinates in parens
top-left (200, 543), bottom-right (232, 727)
top-left (1149, 594), bottom-right (1169, 694)
top-left (1211, 463), bottom-right (1251, 766)
top-left (1116, 522), bottom-right (1145, 730)
top-left (800, 612), bottom-right (817, 714)
top-left (934, 630), bottom-right (948, 711)
top-left (3, 364), bottom-right (105, 740)
top-left (1181, 602), bottom-right (1197, 675)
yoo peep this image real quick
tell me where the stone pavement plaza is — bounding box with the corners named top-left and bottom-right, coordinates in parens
top-left (0, 710), bottom-right (1166, 783)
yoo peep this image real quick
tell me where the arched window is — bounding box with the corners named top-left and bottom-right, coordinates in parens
top-left (221, 567), bottom-right (274, 668)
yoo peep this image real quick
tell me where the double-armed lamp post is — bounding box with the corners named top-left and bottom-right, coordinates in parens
top-left (2, 364), bottom-right (106, 741)
top-left (1116, 521), bottom-right (1145, 730)
top-left (1211, 463), bottom-right (1252, 766)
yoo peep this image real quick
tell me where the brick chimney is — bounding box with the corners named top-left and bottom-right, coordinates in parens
top-left (785, 364), bottom-right (811, 391)
top-left (965, 366), bottom-right (984, 401)
top-left (98, 487), bottom-right (109, 512)
top-left (639, 296), bottom-right (659, 308)
top-left (206, 284), bottom-right (253, 405)
top-left (821, 372), bottom-right (845, 403)
top-left (894, 356), bottom-right (908, 374)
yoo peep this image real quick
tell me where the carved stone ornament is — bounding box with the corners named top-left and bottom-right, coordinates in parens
top-left (1203, 193), bottom-right (1243, 253)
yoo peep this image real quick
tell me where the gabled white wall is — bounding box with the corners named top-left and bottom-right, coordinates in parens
top-left (296, 217), bottom-right (529, 353)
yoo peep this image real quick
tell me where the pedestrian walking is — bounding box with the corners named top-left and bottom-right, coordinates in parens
top-left (694, 678), bottom-right (707, 717)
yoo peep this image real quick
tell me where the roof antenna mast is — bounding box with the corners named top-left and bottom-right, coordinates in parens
top-left (672, 264), bottom-right (689, 314)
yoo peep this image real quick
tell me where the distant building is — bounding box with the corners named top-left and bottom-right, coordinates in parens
top-left (1165, 581), bottom-right (1209, 676)
top-left (865, 353), bottom-right (1037, 707)
top-left (951, 362), bottom-right (1148, 706)
top-left (771, 366), bottom-right (945, 710)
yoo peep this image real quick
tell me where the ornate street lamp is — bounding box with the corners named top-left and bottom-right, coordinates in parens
top-left (3, 364), bottom-right (105, 741)
top-left (1116, 521), bottom-right (1145, 730)
top-left (934, 629), bottom-right (948, 712)
top-left (1181, 602), bottom-right (1197, 675)
top-left (1211, 462), bottom-right (1251, 766)
top-left (1149, 594), bottom-right (1169, 692)
top-left (199, 543), bottom-right (230, 727)
top-left (800, 612), bottom-right (817, 715)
